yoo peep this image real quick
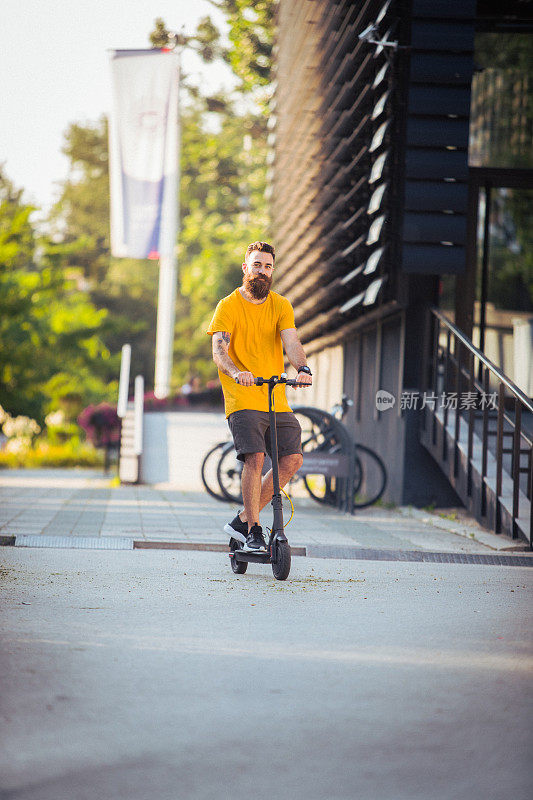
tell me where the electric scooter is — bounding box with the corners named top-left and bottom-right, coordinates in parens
top-left (228, 373), bottom-right (299, 581)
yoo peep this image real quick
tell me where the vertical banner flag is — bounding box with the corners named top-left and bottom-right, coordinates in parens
top-left (109, 49), bottom-right (179, 259)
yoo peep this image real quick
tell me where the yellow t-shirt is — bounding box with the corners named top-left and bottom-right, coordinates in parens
top-left (207, 289), bottom-right (296, 417)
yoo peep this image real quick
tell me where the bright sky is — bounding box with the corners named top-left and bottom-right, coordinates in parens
top-left (1, 0), bottom-right (234, 218)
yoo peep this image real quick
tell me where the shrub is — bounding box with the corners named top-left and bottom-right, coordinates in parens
top-left (0, 404), bottom-right (107, 470)
top-left (78, 403), bottom-right (120, 447)
top-left (142, 385), bottom-right (223, 411)
top-left (44, 409), bottom-right (81, 445)
top-left (0, 439), bottom-right (103, 469)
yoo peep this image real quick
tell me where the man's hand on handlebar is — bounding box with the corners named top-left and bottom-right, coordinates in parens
top-left (295, 372), bottom-right (312, 388)
top-left (235, 372), bottom-right (312, 388)
top-left (250, 373), bottom-right (312, 388)
top-left (234, 371), bottom-right (254, 386)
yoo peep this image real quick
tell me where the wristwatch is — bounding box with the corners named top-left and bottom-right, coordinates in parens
top-left (297, 365), bottom-right (312, 376)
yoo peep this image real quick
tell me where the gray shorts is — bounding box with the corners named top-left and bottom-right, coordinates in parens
top-left (227, 410), bottom-right (302, 463)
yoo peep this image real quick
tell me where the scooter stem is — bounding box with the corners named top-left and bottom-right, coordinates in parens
top-left (268, 379), bottom-right (285, 538)
top-left (268, 380), bottom-right (281, 497)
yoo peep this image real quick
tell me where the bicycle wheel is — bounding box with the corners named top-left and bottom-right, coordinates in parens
top-left (293, 409), bottom-right (344, 506)
top-left (217, 443), bottom-right (244, 504)
top-left (353, 456), bottom-right (363, 495)
top-left (201, 441), bottom-right (232, 502)
top-left (352, 444), bottom-right (387, 508)
top-left (304, 453), bottom-right (364, 504)
top-left (301, 441), bottom-right (340, 505)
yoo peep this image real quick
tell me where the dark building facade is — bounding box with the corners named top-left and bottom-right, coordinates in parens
top-left (271, 0), bottom-right (533, 506)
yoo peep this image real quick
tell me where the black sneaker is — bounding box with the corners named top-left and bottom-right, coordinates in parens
top-left (224, 513), bottom-right (248, 544)
top-left (243, 524), bottom-right (267, 552)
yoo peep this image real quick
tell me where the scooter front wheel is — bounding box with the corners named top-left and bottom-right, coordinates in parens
top-left (229, 540), bottom-right (247, 574)
top-left (271, 539), bottom-right (291, 581)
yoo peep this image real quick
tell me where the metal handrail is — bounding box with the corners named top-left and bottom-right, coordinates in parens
top-left (426, 308), bottom-right (532, 546)
top-left (432, 308), bottom-right (533, 413)
top-left (448, 346), bottom-right (533, 449)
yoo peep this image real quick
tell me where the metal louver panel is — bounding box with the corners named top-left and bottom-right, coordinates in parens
top-left (272, 0), bottom-right (474, 343)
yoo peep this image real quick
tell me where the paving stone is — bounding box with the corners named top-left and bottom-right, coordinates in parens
top-left (0, 468), bottom-right (521, 554)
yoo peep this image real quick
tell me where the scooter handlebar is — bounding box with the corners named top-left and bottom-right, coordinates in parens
top-left (254, 373), bottom-right (300, 387)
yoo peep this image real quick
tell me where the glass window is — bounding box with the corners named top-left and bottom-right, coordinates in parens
top-left (485, 187), bottom-right (533, 313)
top-left (439, 275), bottom-right (456, 320)
top-left (474, 185), bottom-right (533, 379)
top-left (469, 33), bottom-right (533, 168)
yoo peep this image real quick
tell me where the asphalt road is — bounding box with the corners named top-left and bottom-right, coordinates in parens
top-left (1, 548), bottom-right (531, 800)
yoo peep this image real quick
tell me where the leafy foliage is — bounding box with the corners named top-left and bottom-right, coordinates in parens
top-left (0, 171), bottom-right (35, 269)
top-left (0, 167), bottom-right (117, 422)
top-left (206, 1), bottom-right (275, 92)
top-left (149, 18), bottom-right (172, 49)
top-left (0, 439), bottom-right (103, 469)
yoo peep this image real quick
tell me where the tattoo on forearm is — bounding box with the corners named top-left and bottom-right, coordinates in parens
top-left (213, 332), bottom-right (230, 350)
top-left (213, 331), bottom-right (237, 378)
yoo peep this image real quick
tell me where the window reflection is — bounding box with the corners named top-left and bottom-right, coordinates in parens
top-left (470, 33), bottom-right (533, 168)
top-left (475, 186), bottom-right (533, 389)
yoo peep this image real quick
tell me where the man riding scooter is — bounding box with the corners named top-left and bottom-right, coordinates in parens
top-left (207, 241), bottom-right (312, 552)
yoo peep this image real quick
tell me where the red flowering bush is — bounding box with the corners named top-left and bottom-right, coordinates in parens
top-left (142, 386), bottom-right (223, 411)
top-left (143, 391), bottom-right (189, 411)
top-left (78, 403), bottom-right (120, 447)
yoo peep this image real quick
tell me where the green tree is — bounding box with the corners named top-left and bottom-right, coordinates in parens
top-left (150, 16), bottom-right (224, 64)
top-left (0, 168), bottom-right (41, 417)
top-left (206, 1), bottom-right (275, 92)
top-left (0, 168), bottom-right (118, 422)
top-left (149, 17), bottom-right (172, 49)
top-left (0, 169), bottom-right (35, 269)
top-left (49, 118), bottom-right (110, 284)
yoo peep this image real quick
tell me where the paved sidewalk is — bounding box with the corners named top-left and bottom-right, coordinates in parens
top-left (0, 468), bottom-right (528, 559)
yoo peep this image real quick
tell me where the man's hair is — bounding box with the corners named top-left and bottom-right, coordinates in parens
top-left (244, 241), bottom-right (275, 262)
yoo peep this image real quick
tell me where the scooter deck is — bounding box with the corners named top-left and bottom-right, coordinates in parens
top-left (231, 549), bottom-right (271, 564)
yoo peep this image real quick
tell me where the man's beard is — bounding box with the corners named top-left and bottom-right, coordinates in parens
top-left (243, 273), bottom-right (272, 300)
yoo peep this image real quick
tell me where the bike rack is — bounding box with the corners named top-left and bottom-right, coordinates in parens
top-left (293, 406), bottom-right (357, 514)
top-left (201, 404), bottom-right (387, 514)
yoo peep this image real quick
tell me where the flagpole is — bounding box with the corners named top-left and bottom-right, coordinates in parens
top-left (154, 253), bottom-right (178, 398)
top-left (154, 45), bottom-right (181, 399)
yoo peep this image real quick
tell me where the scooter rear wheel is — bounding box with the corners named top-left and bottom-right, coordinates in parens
top-left (271, 539), bottom-right (291, 581)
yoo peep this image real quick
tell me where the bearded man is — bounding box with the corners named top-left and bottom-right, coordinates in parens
top-left (207, 241), bottom-right (312, 551)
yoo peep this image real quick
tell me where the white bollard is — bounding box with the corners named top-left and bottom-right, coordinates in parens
top-left (133, 375), bottom-right (144, 456)
top-left (117, 344), bottom-right (131, 418)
